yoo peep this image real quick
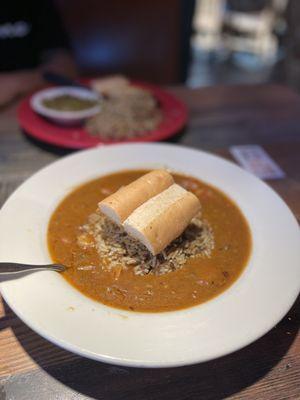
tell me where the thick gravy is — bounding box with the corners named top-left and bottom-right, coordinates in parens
top-left (48, 170), bottom-right (251, 312)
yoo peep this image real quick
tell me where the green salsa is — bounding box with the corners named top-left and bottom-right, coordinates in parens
top-left (43, 95), bottom-right (98, 111)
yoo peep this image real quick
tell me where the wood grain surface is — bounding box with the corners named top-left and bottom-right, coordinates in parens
top-left (0, 84), bottom-right (299, 400)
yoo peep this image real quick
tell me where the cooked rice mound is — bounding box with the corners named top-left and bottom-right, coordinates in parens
top-left (78, 211), bottom-right (214, 276)
top-left (85, 86), bottom-right (162, 139)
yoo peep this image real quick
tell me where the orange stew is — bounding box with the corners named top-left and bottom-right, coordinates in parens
top-left (48, 170), bottom-right (251, 312)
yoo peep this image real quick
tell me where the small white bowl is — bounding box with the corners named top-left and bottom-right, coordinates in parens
top-left (30, 87), bottom-right (101, 126)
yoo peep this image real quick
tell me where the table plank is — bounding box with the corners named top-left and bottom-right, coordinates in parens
top-left (0, 84), bottom-right (299, 399)
top-left (216, 142), bottom-right (300, 222)
top-left (169, 84), bottom-right (300, 150)
top-left (0, 296), bottom-right (299, 400)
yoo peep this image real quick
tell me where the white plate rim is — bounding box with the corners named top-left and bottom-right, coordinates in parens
top-left (0, 143), bottom-right (299, 368)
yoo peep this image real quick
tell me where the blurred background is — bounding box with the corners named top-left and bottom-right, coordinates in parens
top-left (50, 0), bottom-right (300, 89)
top-left (3, 0), bottom-right (300, 103)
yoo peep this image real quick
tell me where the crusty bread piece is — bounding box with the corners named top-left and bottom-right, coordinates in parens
top-left (90, 76), bottom-right (129, 95)
top-left (99, 170), bottom-right (174, 225)
top-left (123, 184), bottom-right (201, 255)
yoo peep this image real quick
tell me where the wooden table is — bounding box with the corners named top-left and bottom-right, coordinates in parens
top-left (0, 84), bottom-right (299, 400)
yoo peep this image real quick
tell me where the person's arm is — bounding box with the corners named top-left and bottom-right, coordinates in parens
top-left (0, 49), bottom-right (77, 107)
top-left (0, 52), bottom-right (77, 107)
top-left (0, 1), bottom-right (77, 108)
top-left (0, 71), bottom-right (40, 108)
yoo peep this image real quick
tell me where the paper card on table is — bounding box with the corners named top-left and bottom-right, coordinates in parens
top-left (229, 145), bottom-right (286, 180)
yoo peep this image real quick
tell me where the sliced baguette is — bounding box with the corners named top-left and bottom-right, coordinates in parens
top-left (90, 75), bottom-right (129, 95)
top-left (99, 170), bottom-right (174, 225)
top-left (123, 184), bottom-right (201, 255)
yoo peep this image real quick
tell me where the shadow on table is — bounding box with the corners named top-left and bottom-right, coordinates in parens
top-left (22, 130), bottom-right (76, 157)
top-left (2, 294), bottom-right (299, 400)
top-left (21, 127), bottom-right (187, 157)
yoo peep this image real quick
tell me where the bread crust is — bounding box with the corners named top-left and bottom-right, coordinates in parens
top-left (124, 184), bottom-right (201, 255)
top-left (99, 170), bottom-right (174, 224)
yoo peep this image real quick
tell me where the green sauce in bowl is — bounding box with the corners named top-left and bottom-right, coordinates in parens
top-left (43, 95), bottom-right (98, 112)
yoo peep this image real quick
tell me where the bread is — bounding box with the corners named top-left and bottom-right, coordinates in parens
top-left (123, 184), bottom-right (201, 255)
top-left (90, 76), bottom-right (129, 95)
top-left (99, 170), bottom-right (174, 225)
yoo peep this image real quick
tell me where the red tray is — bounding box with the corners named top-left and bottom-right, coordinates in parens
top-left (18, 81), bottom-right (188, 149)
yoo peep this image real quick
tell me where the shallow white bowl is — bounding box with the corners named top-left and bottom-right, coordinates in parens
top-left (30, 86), bottom-right (101, 126)
top-left (0, 143), bottom-right (299, 368)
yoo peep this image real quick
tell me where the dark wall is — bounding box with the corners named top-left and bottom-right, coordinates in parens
top-left (55, 0), bottom-right (195, 84)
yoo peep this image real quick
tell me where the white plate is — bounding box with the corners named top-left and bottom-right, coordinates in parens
top-left (0, 143), bottom-right (299, 368)
top-left (30, 86), bottom-right (101, 126)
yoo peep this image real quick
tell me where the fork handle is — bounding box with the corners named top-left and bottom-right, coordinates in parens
top-left (0, 263), bottom-right (65, 274)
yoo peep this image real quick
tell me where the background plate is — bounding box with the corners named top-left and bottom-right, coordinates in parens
top-left (17, 82), bottom-right (187, 149)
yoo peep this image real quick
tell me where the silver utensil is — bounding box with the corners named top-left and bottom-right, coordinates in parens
top-left (0, 262), bottom-right (66, 275)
